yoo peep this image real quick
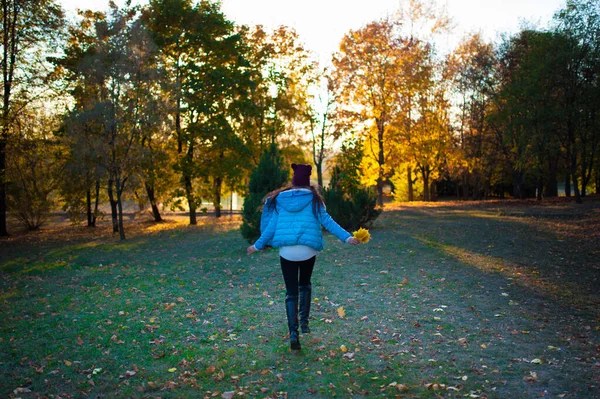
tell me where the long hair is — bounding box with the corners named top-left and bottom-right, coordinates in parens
top-left (263, 184), bottom-right (325, 217)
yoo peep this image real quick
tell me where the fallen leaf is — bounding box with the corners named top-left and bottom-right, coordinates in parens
top-left (13, 388), bottom-right (32, 394)
top-left (340, 345), bottom-right (347, 353)
top-left (221, 391), bottom-right (235, 399)
top-left (168, 367), bottom-right (177, 373)
top-left (337, 307), bottom-right (346, 318)
top-left (165, 303), bottom-right (175, 311)
top-left (531, 358), bottom-right (542, 364)
top-left (481, 344), bottom-right (487, 349)
top-left (64, 360), bottom-right (72, 366)
top-left (342, 352), bottom-right (355, 359)
top-left (524, 371), bottom-right (538, 382)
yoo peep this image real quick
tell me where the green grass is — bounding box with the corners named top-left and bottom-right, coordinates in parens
top-left (1, 202), bottom-right (599, 398)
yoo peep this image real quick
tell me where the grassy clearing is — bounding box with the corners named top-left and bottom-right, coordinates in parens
top-left (1, 201), bottom-right (599, 398)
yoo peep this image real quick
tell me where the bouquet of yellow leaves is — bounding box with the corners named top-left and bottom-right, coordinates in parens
top-left (352, 227), bottom-right (371, 244)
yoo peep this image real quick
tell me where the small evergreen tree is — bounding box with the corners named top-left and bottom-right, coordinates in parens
top-left (241, 144), bottom-right (289, 242)
top-left (323, 138), bottom-right (381, 231)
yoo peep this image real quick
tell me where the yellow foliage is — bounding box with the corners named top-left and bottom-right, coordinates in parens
top-left (353, 228), bottom-right (371, 243)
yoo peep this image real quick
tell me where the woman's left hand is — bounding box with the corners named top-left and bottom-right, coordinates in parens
top-left (247, 245), bottom-right (258, 255)
top-left (347, 237), bottom-right (360, 245)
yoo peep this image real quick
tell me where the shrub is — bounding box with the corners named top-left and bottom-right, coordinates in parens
top-left (323, 165), bottom-right (381, 231)
top-left (240, 144), bottom-right (288, 242)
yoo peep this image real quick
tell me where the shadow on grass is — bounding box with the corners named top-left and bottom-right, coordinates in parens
top-left (385, 204), bottom-right (600, 317)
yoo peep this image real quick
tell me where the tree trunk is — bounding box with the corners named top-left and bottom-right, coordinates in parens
top-left (116, 177), bottom-right (126, 240)
top-left (93, 180), bottom-right (100, 227)
top-left (183, 141), bottom-right (196, 225)
top-left (536, 176), bottom-right (543, 201)
top-left (108, 178), bottom-right (119, 233)
top-left (564, 171), bottom-right (571, 197)
top-left (0, 137), bottom-right (7, 236)
top-left (512, 171), bottom-right (525, 199)
top-left (1, 0), bottom-right (14, 237)
top-left (213, 176), bottom-right (222, 218)
top-left (316, 160), bottom-right (323, 188)
top-left (144, 181), bottom-right (162, 222)
top-left (86, 188), bottom-right (93, 227)
top-left (570, 149), bottom-right (582, 203)
top-left (407, 166), bottom-right (413, 202)
top-left (422, 170), bottom-right (430, 202)
top-left (544, 157), bottom-right (558, 197)
top-left (376, 118), bottom-right (385, 207)
top-left (567, 122), bottom-right (582, 203)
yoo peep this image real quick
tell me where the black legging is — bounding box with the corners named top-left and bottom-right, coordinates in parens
top-left (280, 256), bottom-right (316, 297)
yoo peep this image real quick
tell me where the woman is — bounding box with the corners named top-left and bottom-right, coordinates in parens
top-left (247, 163), bottom-right (359, 350)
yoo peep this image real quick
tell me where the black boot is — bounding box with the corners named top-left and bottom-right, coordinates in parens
top-left (285, 295), bottom-right (301, 350)
top-left (299, 284), bottom-right (312, 334)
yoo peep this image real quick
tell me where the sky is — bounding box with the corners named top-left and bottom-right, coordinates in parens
top-left (59, 0), bottom-right (567, 62)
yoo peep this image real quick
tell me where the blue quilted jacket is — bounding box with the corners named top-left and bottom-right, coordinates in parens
top-left (254, 189), bottom-right (352, 251)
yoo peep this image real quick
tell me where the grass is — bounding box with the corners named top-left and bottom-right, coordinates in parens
top-left (1, 200), bottom-right (599, 398)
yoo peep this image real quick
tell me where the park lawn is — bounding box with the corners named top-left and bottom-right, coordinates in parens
top-left (0, 201), bottom-right (599, 399)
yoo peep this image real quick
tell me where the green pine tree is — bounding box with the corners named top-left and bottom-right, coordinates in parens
top-left (241, 144), bottom-right (288, 242)
top-left (323, 138), bottom-right (381, 231)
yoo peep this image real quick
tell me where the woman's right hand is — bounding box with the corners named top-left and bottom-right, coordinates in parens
top-left (347, 237), bottom-right (360, 245)
top-left (247, 245), bottom-right (258, 255)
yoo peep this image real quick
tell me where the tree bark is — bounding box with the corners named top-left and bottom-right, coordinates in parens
top-left (422, 169), bottom-right (430, 202)
top-left (569, 146), bottom-right (582, 203)
top-left (316, 161), bottom-right (323, 189)
top-left (86, 188), bottom-right (93, 227)
top-left (213, 176), bottom-right (222, 218)
top-left (544, 157), bottom-right (558, 198)
top-left (116, 177), bottom-right (126, 240)
top-left (184, 141), bottom-right (196, 225)
top-left (108, 178), bottom-right (119, 233)
top-left (144, 181), bottom-right (162, 222)
top-left (0, 137), bottom-right (7, 236)
top-left (407, 166), bottom-right (413, 202)
top-left (564, 170), bottom-right (571, 197)
top-left (93, 180), bottom-right (100, 227)
top-left (512, 171), bottom-right (525, 199)
top-left (376, 118), bottom-right (385, 207)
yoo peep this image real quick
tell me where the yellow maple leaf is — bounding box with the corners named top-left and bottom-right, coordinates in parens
top-left (337, 306), bottom-right (346, 318)
top-left (352, 228), bottom-right (371, 243)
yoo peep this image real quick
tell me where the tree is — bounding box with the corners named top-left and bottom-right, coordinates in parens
top-left (239, 25), bottom-right (315, 159)
top-left (554, 0), bottom-right (600, 200)
top-left (240, 143), bottom-right (288, 242)
top-left (332, 18), bottom-right (407, 206)
top-left (447, 33), bottom-right (501, 199)
top-left (307, 68), bottom-right (338, 188)
top-left (6, 109), bottom-right (64, 230)
top-left (323, 136), bottom-right (380, 231)
top-left (0, 0), bottom-right (64, 236)
top-left (144, 0), bottom-right (253, 222)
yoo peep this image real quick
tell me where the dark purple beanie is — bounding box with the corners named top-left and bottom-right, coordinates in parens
top-left (291, 163), bottom-right (312, 187)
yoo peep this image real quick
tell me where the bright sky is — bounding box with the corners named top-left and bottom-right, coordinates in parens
top-left (59, 0), bottom-right (566, 61)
